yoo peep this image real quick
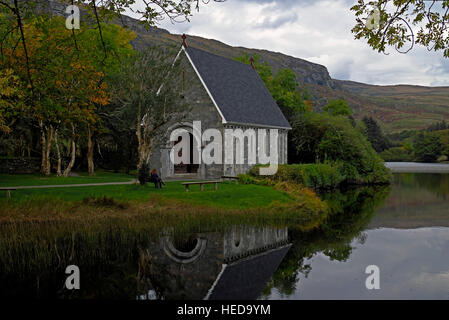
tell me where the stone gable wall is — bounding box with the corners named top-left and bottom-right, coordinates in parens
top-left (149, 49), bottom-right (224, 179)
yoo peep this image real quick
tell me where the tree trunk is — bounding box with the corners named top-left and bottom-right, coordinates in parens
top-left (63, 124), bottom-right (76, 177)
top-left (44, 126), bottom-right (53, 176)
top-left (39, 121), bottom-right (47, 175)
top-left (137, 129), bottom-right (153, 170)
top-left (87, 125), bottom-right (95, 176)
top-left (39, 122), bottom-right (53, 176)
top-left (136, 100), bottom-right (155, 171)
top-left (54, 129), bottom-right (62, 176)
top-left (144, 140), bottom-right (152, 166)
top-left (136, 108), bottom-right (144, 171)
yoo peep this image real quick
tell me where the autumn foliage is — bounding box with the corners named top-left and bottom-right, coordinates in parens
top-left (0, 12), bottom-right (135, 175)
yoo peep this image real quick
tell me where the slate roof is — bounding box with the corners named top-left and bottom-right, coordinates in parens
top-left (207, 244), bottom-right (291, 300)
top-left (186, 46), bottom-right (291, 129)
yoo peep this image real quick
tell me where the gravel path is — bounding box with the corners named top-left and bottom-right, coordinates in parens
top-left (385, 162), bottom-right (449, 173)
top-left (0, 179), bottom-right (137, 190)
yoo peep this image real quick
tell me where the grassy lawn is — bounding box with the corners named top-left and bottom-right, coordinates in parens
top-left (0, 179), bottom-right (293, 209)
top-left (0, 171), bottom-right (135, 187)
top-left (0, 174), bottom-right (328, 261)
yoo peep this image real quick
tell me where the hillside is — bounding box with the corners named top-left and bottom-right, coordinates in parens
top-left (128, 21), bottom-right (449, 132)
top-left (337, 81), bottom-right (449, 132)
top-left (43, 1), bottom-right (449, 133)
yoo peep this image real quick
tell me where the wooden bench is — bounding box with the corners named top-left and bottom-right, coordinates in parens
top-left (221, 175), bottom-right (239, 184)
top-left (0, 187), bottom-right (17, 198)
top-left (181, 181), bottom-right (222, 192)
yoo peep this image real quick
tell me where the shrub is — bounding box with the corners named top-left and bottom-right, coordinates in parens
top-left (248, 163), bottom-right (344, 190)
top-left (414, 133), bottom-right (442, 162)
top-left (247, 161), bottom-right (390, 190)
top-left (288, 112), bottom-right (391, 185)
top-left (380, 147), bottom-right (414, 162)
top-left (272, 181), bottom-right (328, 220)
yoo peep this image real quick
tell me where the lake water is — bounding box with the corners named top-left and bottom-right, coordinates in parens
top-left (263, 173), bottom-right (449, 300)
top-left (1, 173), bottom-right (448, 299)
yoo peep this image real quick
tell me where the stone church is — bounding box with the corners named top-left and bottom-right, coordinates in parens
top-left (150, 39), bottom-right (291, 179)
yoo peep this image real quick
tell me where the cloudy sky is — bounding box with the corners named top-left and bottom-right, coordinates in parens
top-left (154, 0), bottom-right (449, 87)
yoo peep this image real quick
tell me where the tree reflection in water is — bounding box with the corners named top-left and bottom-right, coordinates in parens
top-left (261, 186), bottom-right (390, 298)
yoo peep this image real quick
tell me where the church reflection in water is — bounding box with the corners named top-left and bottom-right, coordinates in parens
top-left (139, 226), bottom-right (291, 300)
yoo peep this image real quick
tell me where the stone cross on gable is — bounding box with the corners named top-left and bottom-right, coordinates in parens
top-left (182, 34), bottom-right (188, 48)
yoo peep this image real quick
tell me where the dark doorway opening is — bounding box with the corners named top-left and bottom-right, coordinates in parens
top-left (174, 132), bottom-right (199, 174)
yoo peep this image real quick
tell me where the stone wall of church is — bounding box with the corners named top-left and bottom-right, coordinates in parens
top-left (223, 126), bottom-right (290, 176)
top-left (148, 50), bottom-right (224, 180)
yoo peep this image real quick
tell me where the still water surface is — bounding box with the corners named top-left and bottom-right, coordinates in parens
top-left (1, 173), bottom-right (448, 299)
top-left (263, 173), bottom-right (449, 300)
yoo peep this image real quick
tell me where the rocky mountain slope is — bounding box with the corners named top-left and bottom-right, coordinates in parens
top-left (43, 1), bottom-right (449, 132)
top-left (128, 20), bottom-right (449, 132)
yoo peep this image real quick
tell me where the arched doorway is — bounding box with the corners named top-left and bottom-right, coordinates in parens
top-left (174, 132), bottom-right (199, 174)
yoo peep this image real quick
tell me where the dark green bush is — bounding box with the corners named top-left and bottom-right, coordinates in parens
top-left (247, 161), bottom-right (390, 190)
top-left (414, 134), bottom-right (442, 162)
top-left (248, 163), bottom-right (344, 190)
top-left (380, 147), bottom-right (414, 162)
top-left (285, 112), bottom-right (391, 186)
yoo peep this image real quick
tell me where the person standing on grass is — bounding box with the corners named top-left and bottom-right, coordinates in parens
top-left (151, 169), bottom-right (165, 189)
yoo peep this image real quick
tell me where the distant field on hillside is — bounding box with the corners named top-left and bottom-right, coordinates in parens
top-left (129, 22), bottom-right (449, 133)
top-left (337, 81), bottom-right (449, 132)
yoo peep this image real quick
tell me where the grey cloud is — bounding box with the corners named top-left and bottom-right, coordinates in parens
top-left (159, 0), bottom-right (449, 86)
top-left (254, 11), bottom-right (298, 29)
top-left (332, 59), bottom-right (354, 80)
top-left (427, 57), bottom-right (449, 75)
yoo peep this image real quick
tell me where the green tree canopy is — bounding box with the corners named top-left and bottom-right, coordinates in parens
top-left (0, 13), bottom-right (136, 175)
top-left (234, 53), bottom-right (273, 86)
top-left (234, 53), bottom-right (307, 113)
top-left (0, 69), bottom-right (24, 134)
top-left (351, 0), bottom-right (449, 57)
top-left (362, 116), bottom-right (389, 152)
top-left (291, 112), bottom-right (390, 184)
top-left (323, 99), bottom-right (352, 117)
top-left (107, 46), bottom-right (187, 170)
top-left (414, 133), bottom-right (443, 162)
